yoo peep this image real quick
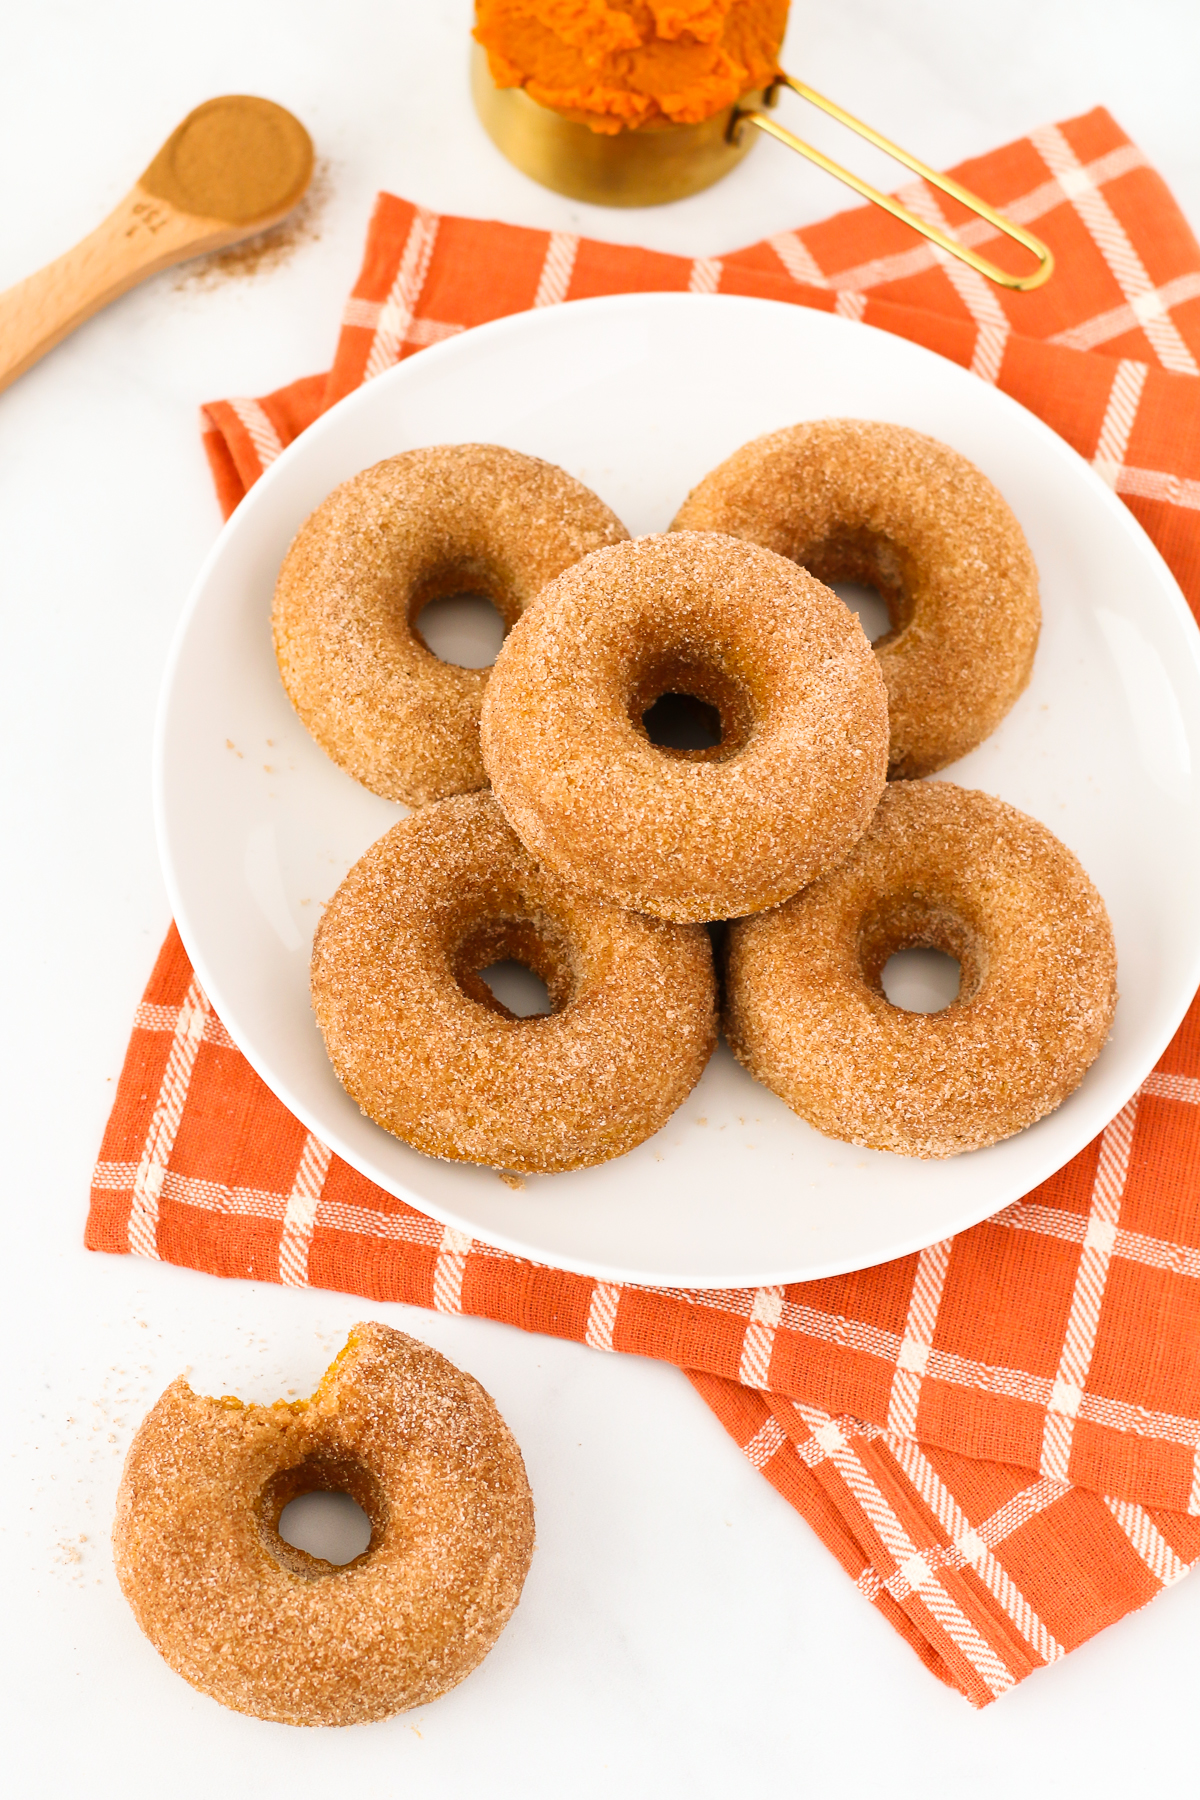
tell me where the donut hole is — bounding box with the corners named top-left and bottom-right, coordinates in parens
top-left (859, 897), bottom-right (986, 1013)
top-left (415, 592), bottom-right (507, 667)
top-left (882, 948), bottom-right (962, 1013)
top-left (452, 915), bottom-right (577, 1019)
top-left (411, 559), bottom-right (518, 669)
top-left (800, 530), bottom-right (914, 649)
top-left (629, 652), bottom-right (751, 762)
top-left (642, 692), bottom-right (723, 751)
top-left (257, 1456), bottom-right (387, 1579)
top-left (278, 1489), bottom-right (373, 1565)
top-left (479, 959), bottom-right (553, 1017)
top-left (828, 580), bottom-right (891, 645)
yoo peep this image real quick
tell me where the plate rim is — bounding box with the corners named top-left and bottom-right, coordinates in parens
top-left (154, 290), bottom-right (1200, 1288)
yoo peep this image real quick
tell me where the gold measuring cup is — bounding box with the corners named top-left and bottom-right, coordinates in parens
top-left (471, 46), bottom-right (1052, 294)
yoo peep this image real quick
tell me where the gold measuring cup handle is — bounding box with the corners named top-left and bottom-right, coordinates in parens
top-left (735, 72), bottom-right (1053, 293)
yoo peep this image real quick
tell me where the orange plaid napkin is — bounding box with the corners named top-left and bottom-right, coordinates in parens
top-left (90, 108), bottom-right (1200, 1707)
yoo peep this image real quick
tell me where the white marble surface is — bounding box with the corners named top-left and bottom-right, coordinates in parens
top-left (3, 2), bottom-right (1200, 1793)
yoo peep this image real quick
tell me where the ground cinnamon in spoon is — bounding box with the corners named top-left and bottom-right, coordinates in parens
top-left (140, 95), bottom-right (313, 224)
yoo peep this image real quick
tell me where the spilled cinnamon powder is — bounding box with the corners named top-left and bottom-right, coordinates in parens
top-left (173, 159), bottom-right (330, 292)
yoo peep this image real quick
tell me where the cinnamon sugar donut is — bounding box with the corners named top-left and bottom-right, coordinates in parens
top-left (480, 532), bottom-right (889, 924)
top-left (113, 1322), bottom-right (535, 1726)
top-left (671, 420), bottom-right (1040, 779)
top-left (311, 791), bottom-right (716, 1171)
top-left (724, 783), bottom-right (1116, 1157)
top-left (273, 444), bottom-right (628, 806)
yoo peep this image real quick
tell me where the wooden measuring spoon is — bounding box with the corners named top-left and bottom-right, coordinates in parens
top-left (0, 95), bottom-right (313, 395)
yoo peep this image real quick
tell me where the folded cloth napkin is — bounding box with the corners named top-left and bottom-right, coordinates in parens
top-left (90, 107), bottom-right (1200, 1707)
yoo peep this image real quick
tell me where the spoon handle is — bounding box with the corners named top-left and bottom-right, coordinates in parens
top-left (0, 186), bottom-right (240, 395)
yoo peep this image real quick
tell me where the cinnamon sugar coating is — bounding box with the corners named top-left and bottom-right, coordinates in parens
top-left (671, 420), bottom-right (1041, 779)
top-left (272, 444), bottom-right (628, 806)
top-left (480, 532), bottom-right (889, 923)
top-left (311, 792), bottom-right (716, 1172)
top-left (724, 783), bottom-right (1117, 1157)
top-left (112, 1322), bottom-right (535, 1726)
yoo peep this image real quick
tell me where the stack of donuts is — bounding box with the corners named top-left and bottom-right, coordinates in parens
top-left (274, 427), bottom-right (1116, 1172)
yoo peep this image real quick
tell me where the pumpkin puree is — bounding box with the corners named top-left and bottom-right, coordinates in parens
top-left (474, 0), bottom-right (790, 134)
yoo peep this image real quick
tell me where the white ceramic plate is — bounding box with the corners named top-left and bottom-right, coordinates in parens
top-left (156, 293), bottom-right (1200, 1288)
